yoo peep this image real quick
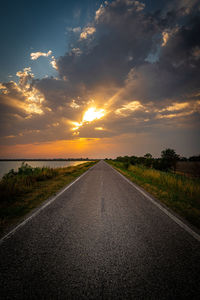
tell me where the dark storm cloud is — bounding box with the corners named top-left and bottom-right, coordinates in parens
top-left (124, 9), bottom-right (200, 103)
top-left (56, 0), bottom-right (200, 105)
top-left (57, 0), bottom-right (161, 88)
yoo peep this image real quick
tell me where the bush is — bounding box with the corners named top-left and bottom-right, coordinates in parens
top-left (18, 162), bottom-right (34, 175)
top-left (0, 163), bottom-right (59, 203)
top-left (161, 148), bottom-right (179, 171)
top-left (124, 161), bottom-right (130, 169)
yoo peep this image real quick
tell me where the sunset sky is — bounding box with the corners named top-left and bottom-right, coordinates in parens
top-left (0, 0), bottom-right (200, 158)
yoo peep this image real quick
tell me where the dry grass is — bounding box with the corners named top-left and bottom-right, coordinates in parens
top-left (108, 161), bottom-right (200, 229)
top-left (129, 165), bottom-right (200, 200)
top-left (0, 161), bottom-right (96, 236)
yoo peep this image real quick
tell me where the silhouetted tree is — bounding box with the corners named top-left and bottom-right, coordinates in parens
top-left (143, 153), bottom-right (153, 168)
top-left (161, 148), bottom-right (179, 171)
top-left (144, 153), bottom-right (152, 159)
top-left (179, 156), bottom-right (188, 161)
top-left (189, 155), bottom-right (200, 162)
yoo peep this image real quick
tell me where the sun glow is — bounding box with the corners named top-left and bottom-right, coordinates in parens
top-left (70, 106), bottom-right (105, 132)
top-left (83, 107), bottom-right (105, 122)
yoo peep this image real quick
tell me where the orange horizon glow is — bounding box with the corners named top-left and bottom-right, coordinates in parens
top-left (0, 138), bottom-right (112, 159)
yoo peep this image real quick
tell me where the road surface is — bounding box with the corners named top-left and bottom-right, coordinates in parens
top-left (1, 160), bottom-right (200, 299)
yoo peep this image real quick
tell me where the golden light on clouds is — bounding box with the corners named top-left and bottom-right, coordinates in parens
top-left (26, 103), bottom-right (43, 114)
top-left (95, 127), bottom-right (104, 131)
top-left (115, 101), bottom-right (143, 116)
top-left (156, 111), bottom-right (194, 119)
top-left (71, 107), bottom-right (106, 132)
top-left (159, 102), bottom-right (189, 112)
top-left (50, 56), bottom-right (58, 70)
top-left (71, 121), bottom-right (82, 131)
top-left (82, 107), bottom-right (105, 122)
top-left (30, 50), bottom-right (52, 60)
top-left (80, 27), bottom-right (96, 39)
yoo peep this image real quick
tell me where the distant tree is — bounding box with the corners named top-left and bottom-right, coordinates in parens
top-left (152, 159), bottom-right (162, 170)
top-left (143, 153), bottom-right (153, 168)
top-left (161, 148), bottom-right (179, 171)
top-left (189, 155), bottom-right (200, 162)
top-left (130, 156), bottom-right (137, 165)
top-left (116, 156), bottom-right (123, 162)
top-left (144, 153), bottom-right (152, 159)
top-left (179, 156), bottom-right (187, 161)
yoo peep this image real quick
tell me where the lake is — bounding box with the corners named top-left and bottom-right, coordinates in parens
top-left (0, 161), bottom-right (89, 179)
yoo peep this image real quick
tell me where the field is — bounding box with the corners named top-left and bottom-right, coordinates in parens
top-left (0, 161), bottom-right (96, 236)
top-left (176, 161), bottom-right (200, 177)
top-left (108, 160), bottom-right (200, 229)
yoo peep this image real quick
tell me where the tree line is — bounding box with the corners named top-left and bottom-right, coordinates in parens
top-left (108, 149), bottom-right (200, 172)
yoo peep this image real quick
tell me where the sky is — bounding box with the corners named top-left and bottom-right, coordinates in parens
top-left (0, 0), bottom-right (200, 159)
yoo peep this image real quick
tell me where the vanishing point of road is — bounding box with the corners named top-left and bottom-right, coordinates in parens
top-left (1, 160), bottom-right (200, 299)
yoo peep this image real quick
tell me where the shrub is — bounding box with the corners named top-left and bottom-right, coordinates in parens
top-left (0, 163), bottom-right (59, 203)
top-left (161, 148), bottom-right (179, 171)
top-left (124, 161), bottom-right (130, 169)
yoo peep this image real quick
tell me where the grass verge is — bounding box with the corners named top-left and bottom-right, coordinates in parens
top-left (0, 161), bottom-right (97, 236)
top-left (107, 160), bottom-right (200, 229)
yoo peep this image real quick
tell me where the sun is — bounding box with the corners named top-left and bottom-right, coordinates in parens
top-left (83, 107), bottom-right (105, 122)
top-left (70, 106), bottom-right (106, 133)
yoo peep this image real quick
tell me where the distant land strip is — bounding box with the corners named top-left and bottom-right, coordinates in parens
top-left (0, 158), bottom-right (99, 161)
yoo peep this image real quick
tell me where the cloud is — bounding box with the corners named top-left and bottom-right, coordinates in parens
top-left (95, 127), bottom-right (104, 131)
top-left (192, 46), bottom-right (200, 60)
top-left (80, 27), bottom-right (96, 39)
top-left (1, 0), bottom-right (200, 157)
top-left (70, 99), bottom-right (80, 109)
top-left (30, 50), bottom-right (52, 60)
top-left (0, 67), bottom-right (49, 143)
top-left (167, 0), bottom-right (200, 16)
top-left (95, 4), bottom-right (105, 21)
top-left (70, 27), bottom-right (81, 33)
top-left (159, 102), bottom-right (190, 112)
top-left (161, 27), bottom-right (179, 47)
top-left (115, 101), bottom-right (144, 116)
top-left (70, 48), bottom-right (82, 56)
top-left (57, 0), bottom-right (159, 89)
top-left (50, 56), bottom-right (58, 70)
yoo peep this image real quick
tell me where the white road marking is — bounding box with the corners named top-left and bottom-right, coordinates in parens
top-left (107, 162), bottom-right (200, 243)
top-left (0, 163), bottom-right (96, 244)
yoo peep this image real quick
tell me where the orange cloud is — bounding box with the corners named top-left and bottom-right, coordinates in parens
top-left (115, 101), bottom-right (143, 116)
top-left (80, 27), bottom-right (96, 39)
top-left (30, 50), bottom-right (52, 60)
top-left (50, 56), bottom-right (58, 70)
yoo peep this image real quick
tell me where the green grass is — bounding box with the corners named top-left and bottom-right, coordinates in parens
top-left (0, 161), bottom-right (97, 236)
top-left (107, 160), bottom-right (200, 229)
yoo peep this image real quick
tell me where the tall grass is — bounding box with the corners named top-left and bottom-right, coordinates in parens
top-left (129, 165), bottom-right (200, 202)
top-left (109, 161), bottom-right (200, 229)
top-left (0, 161), bottom-right (96, 235)
top-left (0, 161), bottom-right (95, 204)
top-left (0, 163), bottom-right (61, 203)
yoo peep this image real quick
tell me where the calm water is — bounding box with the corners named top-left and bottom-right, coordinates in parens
top-left (0, 161), bottom-right (89, 179)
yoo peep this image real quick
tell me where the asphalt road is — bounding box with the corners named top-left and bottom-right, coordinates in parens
top-left (1, 160), bottom-right (200, 299)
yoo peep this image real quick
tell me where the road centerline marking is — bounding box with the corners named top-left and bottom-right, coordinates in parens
top-left (101, 197), bottom-right (105, 216)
